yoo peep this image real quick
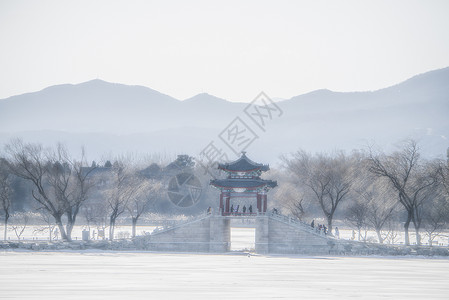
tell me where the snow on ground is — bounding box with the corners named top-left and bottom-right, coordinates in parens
top-left (337, 228), bottom-right (449, 246)
top-left (2, 225), bottom-right (157, 241)
top-left (2, 227), bottom-right (449, 299)
top-left (0, 251), bottom-right (448, 299)
top-left (231, 227), bottom-right (255, 250)
top-left (5, 223), bottom-right (449, 247)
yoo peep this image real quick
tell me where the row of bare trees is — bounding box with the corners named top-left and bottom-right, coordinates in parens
top-left (1, 140), bottom-right (95, 241)
top-left (0, 139), bottom-right (162, 241)
top-left (367, 140), bottom-right (445, 245)
top-left (280, 140), bottom-right (449, 246)
top-left (1, 138), bottom-right (447, 245)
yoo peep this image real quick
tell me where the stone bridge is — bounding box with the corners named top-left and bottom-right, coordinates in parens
top-left (135, 212), bottom-right (340, 254)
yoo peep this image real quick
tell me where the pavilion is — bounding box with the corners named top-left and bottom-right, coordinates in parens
top-left (210, 152), bottom-right (277, 216)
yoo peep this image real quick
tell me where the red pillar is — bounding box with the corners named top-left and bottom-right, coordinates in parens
top-left (263, 194), bottom-right (267, 213)
top-left (225, 193), bottom-right (230, 215)
top-left (256, 194), bottom-right (261, 212)
top-left (219, 193), bottom-right (223, 215)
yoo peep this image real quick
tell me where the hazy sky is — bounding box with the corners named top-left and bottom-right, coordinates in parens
top-left (1, 0), bottom-right (448, 102)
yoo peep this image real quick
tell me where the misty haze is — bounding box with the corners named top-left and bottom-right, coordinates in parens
top-left (1, 1), bottom-right (449, 300)
top-left (0, 67), bottom-right (448, 161)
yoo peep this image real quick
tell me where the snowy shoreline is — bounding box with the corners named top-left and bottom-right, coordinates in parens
top-left (2, 248), bottom-right (449, 260)
top-left (2, 239), bottom-right (449, 258)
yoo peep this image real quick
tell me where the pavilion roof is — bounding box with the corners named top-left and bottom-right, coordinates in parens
top-left (218, 152), bottom-right (269, 172)
top-left (210, 178), bottom-right (277, 189)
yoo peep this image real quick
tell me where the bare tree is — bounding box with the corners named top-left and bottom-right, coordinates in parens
top-left (10, 212), bottom-right (30, 240)
top-left (287, 196), bottom-right (306, 221)
top-left (422, 187), bottom-right (448, 246)
top-left (0, 158), bottom-right (13, 240)
top-left (274, 181), bottom-right (307, 220)
top-left (105, 160), bottom-right (144, 240)
top-left (283, 150), bottom-right (352, 234)
top-left (382, 219), bottom-right (400, 245)
top-left (126, 179), bottom-right (163, 238)
top-left (368, 140), bottom-right (439, 245)
top-left (80, 165), bottom-right (112, 239)
top-left (4, 140), bottom-right (96, 241)
top-left (345, 198), bottom-right (369, 241)
top-left (351, 167), bottom-right (398, 244)
top-left (346, 180), bottom-right (398, 244)
top-left (81, 206), bottom-right (94, 232)
top-left (82, 201), bottom-right (109, 239)
top-left (437, 153), bottom-right (449, 198)
top-left (58, 146), bottom-right (97, 239)
top-left (34, 208), bottom-right (56, 241)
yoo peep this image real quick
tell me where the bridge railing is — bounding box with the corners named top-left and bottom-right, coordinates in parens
top-left (150, 211), bottom-right (210, 235)
top-left (268, 212), bottom-right (326, 236)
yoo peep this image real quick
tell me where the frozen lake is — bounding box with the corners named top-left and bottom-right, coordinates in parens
top-left (1, 251), bottom-right (448, 299)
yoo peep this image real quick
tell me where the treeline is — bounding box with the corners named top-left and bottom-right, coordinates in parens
top-left (0, 139), bottom-right (212, 242)
top-left (1, 139), bottom-right (449, 246)
top-left (277, 140), bottom-right (449, 246)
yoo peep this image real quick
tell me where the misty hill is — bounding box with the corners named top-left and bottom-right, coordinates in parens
top-left (0, 80), bottom-right (245, 134)
top-left (270, 67), bottom-right (449, 159)
top-left (0, 68), bottom-right (448, 162)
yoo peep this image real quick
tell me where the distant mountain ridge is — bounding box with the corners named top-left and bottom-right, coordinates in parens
top-left (0, 67), bottom-right (448, 161)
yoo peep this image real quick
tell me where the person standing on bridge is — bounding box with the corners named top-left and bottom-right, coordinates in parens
top-left (243, 205), bottom-right (247, 214)
top-left (249, 205), bottom-right (253, 214)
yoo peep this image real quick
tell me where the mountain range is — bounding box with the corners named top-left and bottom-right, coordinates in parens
top-left (0, 67), bottom-right (448, 163)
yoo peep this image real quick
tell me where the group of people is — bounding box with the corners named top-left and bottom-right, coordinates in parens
top-left (310, 219), bottom-right (328, 235)
top-left (228, 204), bottom-right (253, 215)
top-left (310, 220), bottom-right (340, 238)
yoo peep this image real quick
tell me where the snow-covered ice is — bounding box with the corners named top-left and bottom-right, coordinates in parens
top-left (231, 227), bottom-right (255, 250)
top-left (1, 251), bottom-right (448, 299)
